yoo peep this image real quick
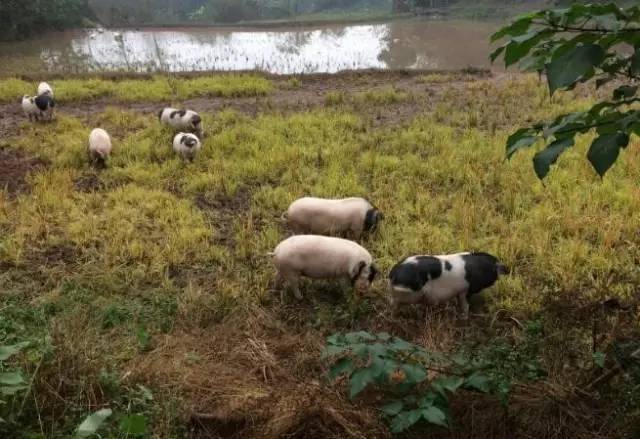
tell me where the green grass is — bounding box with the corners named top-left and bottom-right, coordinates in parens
top-left (0, 73), bottom-right (638, 437)
top-left (0, 74), bottom-right (273, 103)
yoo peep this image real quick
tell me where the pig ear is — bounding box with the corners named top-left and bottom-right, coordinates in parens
top-left (350, 260), bottom-right (367, 283)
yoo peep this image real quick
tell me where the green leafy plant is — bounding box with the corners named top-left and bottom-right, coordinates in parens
top-left (323, 331), bottom-right (544, 433)
top-left (491, 2), bottom-right (640, 178)
top-left (0, 342), bottom-right (29, 423)
top-left (75, 408), bottom-right (113, 438)
top-left (119, 413), bottom-right (148, 437)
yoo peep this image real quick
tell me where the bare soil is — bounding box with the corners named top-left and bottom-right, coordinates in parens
top-left (0, 147), bottom-right (47, 196)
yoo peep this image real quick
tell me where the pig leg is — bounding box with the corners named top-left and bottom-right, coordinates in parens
top-left (275, 271), bottom-right (286, 302)
top-left (389, 288), bottom-right (400, 317)
top-left (289, 275), bottom-right (302, 300)
top-left (457, 291), bottom-right (470, 320)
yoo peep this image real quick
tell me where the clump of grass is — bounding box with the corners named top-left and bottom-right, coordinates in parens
top-left (112, 76), bottom-right (174, 102)
top-left (325, 91), bottom-right (346, 106)
top-left (175, 74), bottom-right (273, 99)
top-left (285, 77), bottom-right (302, 89)
top-left (0, 78), bottom-right (32, 101)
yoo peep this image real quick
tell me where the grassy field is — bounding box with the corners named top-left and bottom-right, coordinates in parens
top-left (0, 71), bottom-right (638, 438)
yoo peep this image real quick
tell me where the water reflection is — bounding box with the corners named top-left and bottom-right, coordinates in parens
top-left (0, 19), bottom-right (497, 75)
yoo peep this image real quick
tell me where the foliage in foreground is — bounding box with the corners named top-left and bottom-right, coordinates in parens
top-left (0, 342), bottom-right (29, 424)
top-left (323, 328), bottom-right (546, 433)
top-left (492, 2), bottom-right (640, 178)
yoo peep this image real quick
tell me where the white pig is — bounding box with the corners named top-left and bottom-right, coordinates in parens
top-left (37, 82), bottom-right (53, 97)
top-left (88, 128), bottom-right (113, 167)
top-left (271, 235), bottom-right (378, 301)
top-left (388, 252), bottom-right (509, 319)
top-left (284, 197), bottom-right (382, 238)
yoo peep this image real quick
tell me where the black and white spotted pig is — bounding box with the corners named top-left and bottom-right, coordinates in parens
top-left (158, 107), bottom-right (203, 138)
top-left (21, 94), bottom-right (55, 122)
top-left (388, 252), bottom-right (509, 319)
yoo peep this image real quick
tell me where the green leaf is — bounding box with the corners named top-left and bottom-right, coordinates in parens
top-left (503, 30), bottom-right (552, 67)
top-left (401, 363), bottom-right (427, 384)
top-left (613, 85), bottom-right (638, 100)
top-left (464, 372), bottom-right (491, 393)
top-left (368, 343), bottom-right (388, 358)
top-left (587, 132), bottom-right (630, 176)
top-left (0, 343), bottom-right (28, 361)
top-left (0, 385), bottom-right (27, 396)
top-left (418, 392), bottom-right (437, 408)
top-left (345, 331), bottom-right (375, 343)
top-left (490, 45), bottom-right (506, 63)
top-left (76, 408), bottom-right (112, 439)
top-left (431, 376), bottom-right (465, 395)
top-left (325, 333), bottom-right (344, 345)
top-left (547, 44), bottom-right (605, 94)
top-left (533, 137), bottom-right (575, 179)
top-left (352, 343), bottom-right (369, 359)
top-left (387, 338), bottom-right (415, 352)
top-left (119, 414), bottom-right (147, 436)
top-left (381, 400), bottom-right (403, 416)
top-left (421, 406), bottom-right (448, 428)
top-left (0, 372), bottom-right (24, 386)
top-left (328, 358), bottom-right (353, 381)
top-left (390, 409), bottom-right (422, 433)
top-left (349, 368), bottom-right (376, 399)
top-left (491, 17), bottom-right (533, 43)
top-left (506, 128), bottom-right (539, 158)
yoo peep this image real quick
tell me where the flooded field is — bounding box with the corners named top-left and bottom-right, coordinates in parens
top-left (0, 19), bottom-right (498, 75)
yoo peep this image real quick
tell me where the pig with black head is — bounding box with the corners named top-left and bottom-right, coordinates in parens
top-left (284, 197), bottom-right (383, 239)
top-left (388, 252), bottom-right (509, 319)
top-left (172, 132), bottom-right (202, 162)
top-left (159, 107), bottom-right (203, 138)
top-left (271, 235), bottom-right (378, 302)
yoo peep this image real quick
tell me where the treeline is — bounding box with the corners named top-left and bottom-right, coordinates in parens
top-left (87, 0), bottom-right (395, 26)
top-left (0, 0), bottom-right (91, 41)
